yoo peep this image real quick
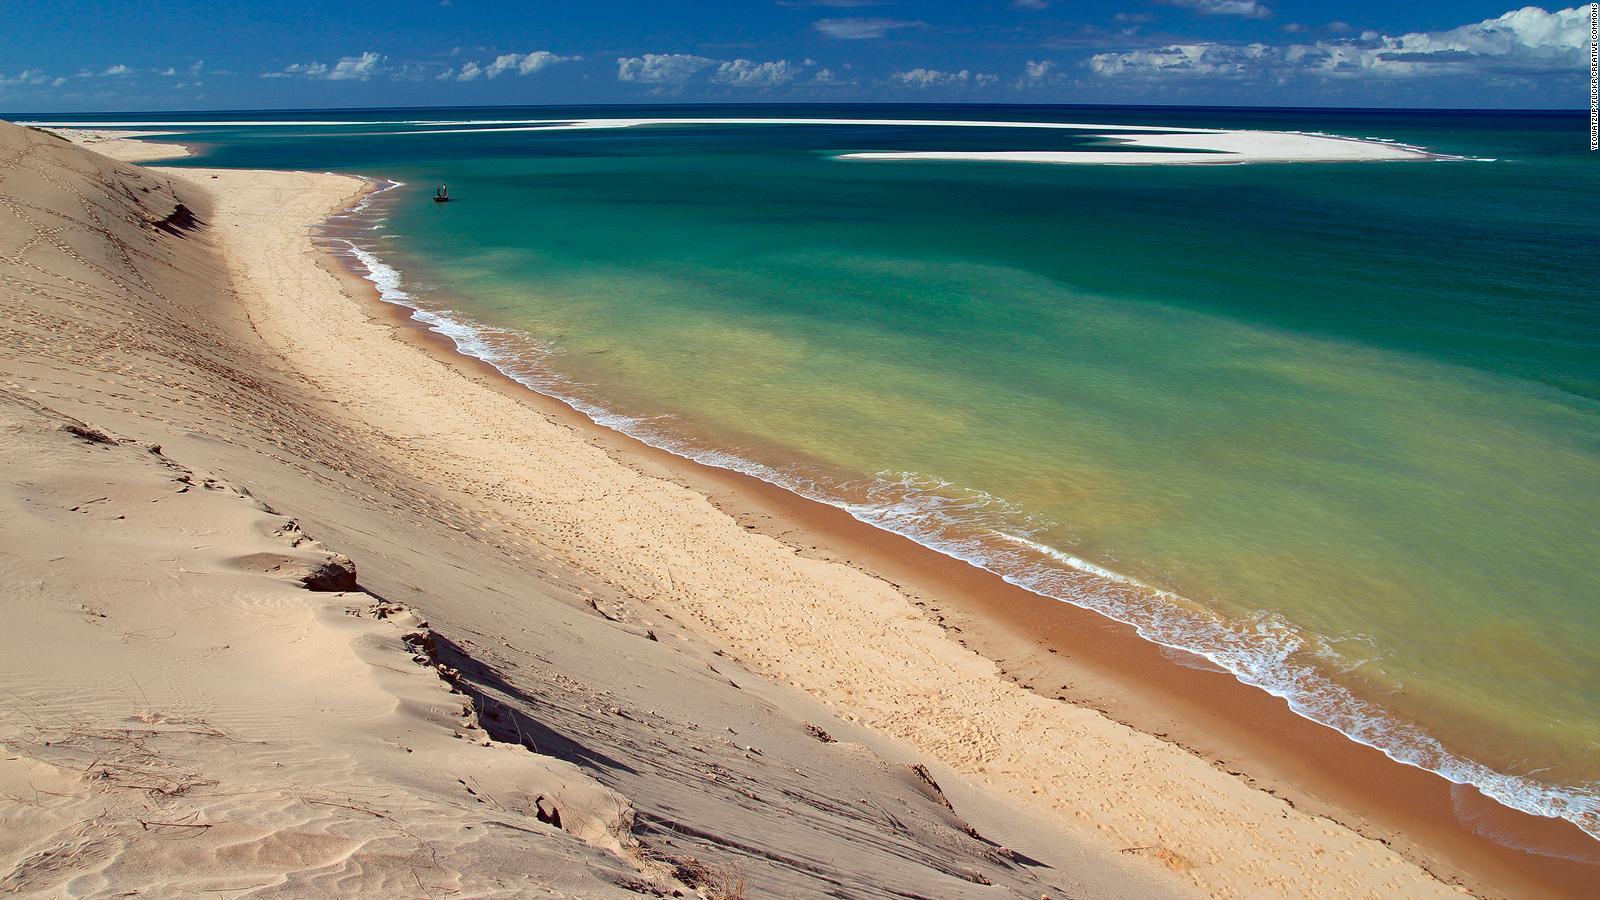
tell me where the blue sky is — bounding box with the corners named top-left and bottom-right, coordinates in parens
top-left (0, 2), bottom-right (1589, 112)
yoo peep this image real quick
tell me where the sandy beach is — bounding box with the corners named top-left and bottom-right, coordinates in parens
top-left (1, 122), bottom-right (1593, 897)
top-left (29, 127), bottom-right (192, 161)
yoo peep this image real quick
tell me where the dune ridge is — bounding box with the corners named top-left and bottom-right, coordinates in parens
top-left (0, 122), bottom-right (1173, 898)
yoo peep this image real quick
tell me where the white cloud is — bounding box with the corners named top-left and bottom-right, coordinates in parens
top-left (813, 17), bottom-right (923, 39)
top-left (1017, 59), bottom-right (1059, 87)
top-left (1090, 43), bottom-right (1272, 78)
top-left (1012, 0), bottom-right (1050, 8)
top-left (483, 50), bottom-right (579, 78)
top-left (264, 51), bottom-right (383, 81)
top-left (327, 52), bottom-right (383, 80)
top-left (889, 67), bottom-right (998, 88)
top-left (616, 53), bottom-right (717, 84)
top-left (386, 62), bottom-right (431, 81)
top-left (159, 67), bottom-right (177, 76)
top-left (1092, 5), bottom-right (1588, 81)
top-left (441, 60), bottom-right (483, 81)
top-left (1335, 5), bottom-right (1588, 75)
top-left (0, 68), bottom-right (53, 87)
top-left (714, 58), bottom-right (801, 87)
top-left (613, 54), bottom-right (799, 88)
top-left (1169, 0), bottom-right (1273, 17)
top-left (261, 63), bottom-right (318, 79)
top-left (102, 64), bottom-right (134, 76)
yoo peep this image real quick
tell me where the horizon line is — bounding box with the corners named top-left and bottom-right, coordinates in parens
top-left (4, 100), bottom-right (1588, 118)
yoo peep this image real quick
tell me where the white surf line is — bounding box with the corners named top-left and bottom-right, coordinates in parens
top-left (349, 117), bottom-right (1229, 136)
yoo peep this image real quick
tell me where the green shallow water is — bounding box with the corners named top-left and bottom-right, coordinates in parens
top-left (52, 105), bottom-right (1598, 835)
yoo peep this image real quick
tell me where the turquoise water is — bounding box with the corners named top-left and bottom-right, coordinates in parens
top-left (30, 105), bottom-right (1598, 840)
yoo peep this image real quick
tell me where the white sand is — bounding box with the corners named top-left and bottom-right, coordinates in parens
top-left (841, 129), bottom-right (1434, 165)
top-left (29, 127), bottom-right (191, 161)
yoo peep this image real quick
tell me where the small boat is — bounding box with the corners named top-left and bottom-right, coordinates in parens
top-left (433, 184), bottom-right (451, 203)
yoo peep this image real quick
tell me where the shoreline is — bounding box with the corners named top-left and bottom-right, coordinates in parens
top-left (28, 126), bottom-right (192, 161)
top-left (46, 127), bottom-right (1594, 894)
top-left (310, 176), bottom-right (1599, 894)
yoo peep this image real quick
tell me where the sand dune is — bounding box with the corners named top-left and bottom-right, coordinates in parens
top-left (0, 402), bottom-right (653, 896)
top-left (0, 122), bottom-right (1172, 897)
top-left (0, 119), bottom-right (1485, 897)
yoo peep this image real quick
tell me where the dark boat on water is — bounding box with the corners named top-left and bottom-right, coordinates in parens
top-left (433, 184), bottom-right (451, 203)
